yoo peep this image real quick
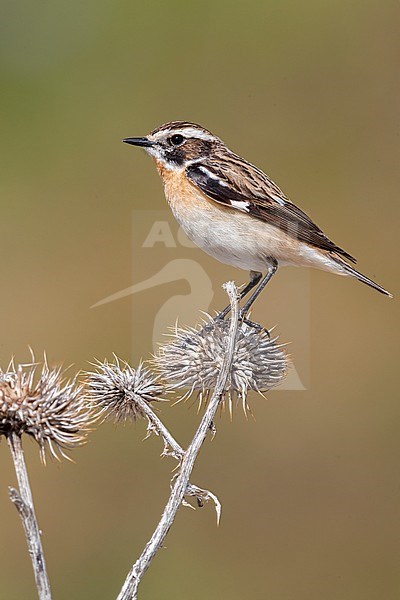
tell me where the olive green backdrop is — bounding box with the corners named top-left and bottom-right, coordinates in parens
top-left (1, 1), bottom-right (399, 599)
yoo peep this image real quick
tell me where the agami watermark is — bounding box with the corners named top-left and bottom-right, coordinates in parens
top-left (92, 210), bottom-right (308, 390)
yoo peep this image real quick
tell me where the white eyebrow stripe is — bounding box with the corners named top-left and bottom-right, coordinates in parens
top-left (197, 165), bottom-right (229, 187)
top-left (152, 127), bottom-right (215, 142)
top-left (230, 200), bottom-right (250, 212)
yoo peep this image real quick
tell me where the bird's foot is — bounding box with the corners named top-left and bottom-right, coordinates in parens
top-left (239, 312), bottom-right (271, 338)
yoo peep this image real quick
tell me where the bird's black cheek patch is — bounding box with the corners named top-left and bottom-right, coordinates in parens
top-left (169, 148), bottom-right (185, 166)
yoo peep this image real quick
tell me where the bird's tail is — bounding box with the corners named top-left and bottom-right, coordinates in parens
top-left (335, 257), bottom-right (392, 297)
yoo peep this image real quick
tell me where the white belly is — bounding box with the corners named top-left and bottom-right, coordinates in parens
top-left (172, 202), bottom-right (278, 271)
top-left (162, 172), bottom-right (343, 275)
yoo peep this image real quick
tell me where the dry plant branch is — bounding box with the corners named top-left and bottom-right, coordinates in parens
top-left (116, 281), bottom-right (240, 600)
top-left (7, 432), bottom-right (52, 600)
top-left (86, 358), bottom-right (221, 517)
top-left (1, 357), bottom-right (95, 599)
top-left (1, 284), bottom-right (287, 599)
top-left (134, 393), bottom-right (183, 460)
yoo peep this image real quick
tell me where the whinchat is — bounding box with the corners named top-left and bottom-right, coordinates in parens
top-left (123, 121), bottom-right (391, 311)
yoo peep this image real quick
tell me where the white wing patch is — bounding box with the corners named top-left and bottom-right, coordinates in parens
top-left (230, 200), bottom-right (250, 212)
top-left (197, 165), bottom-right (229, 187)
top-left (185, 158), bottom-right (205, 167)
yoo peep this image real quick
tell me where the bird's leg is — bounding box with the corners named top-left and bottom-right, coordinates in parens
top-left (215, 271), bottom-right (262, 321)
top-left (240, 259), bottom-right (278, 318)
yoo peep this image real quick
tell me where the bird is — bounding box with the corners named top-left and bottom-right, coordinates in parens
top-left (122, 120), bottom-right (391, 315)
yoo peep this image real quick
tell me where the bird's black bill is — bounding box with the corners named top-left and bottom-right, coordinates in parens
top-left (122, 137), bottom-right (154, 147)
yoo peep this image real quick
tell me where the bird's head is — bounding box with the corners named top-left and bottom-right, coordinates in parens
top-left (123, 121), bottom-right (222, 169)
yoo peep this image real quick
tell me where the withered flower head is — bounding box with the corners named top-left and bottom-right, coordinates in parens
top-left (154, 316), bottom-right (289, 415)
top-left (85, 357), bottom-right (165, 422)
top-left (0, 357), bottom-right (94, 461)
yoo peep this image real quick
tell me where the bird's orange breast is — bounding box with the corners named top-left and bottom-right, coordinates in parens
top-left (153, 158), bottom-right (203, 212)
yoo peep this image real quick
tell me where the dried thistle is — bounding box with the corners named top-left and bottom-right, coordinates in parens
top-left (85, 357), bottom-right (165, 422)
top-left (0, 357), bottom-right (93, 461)
top-left (154, 316), bottom-right (289, 415)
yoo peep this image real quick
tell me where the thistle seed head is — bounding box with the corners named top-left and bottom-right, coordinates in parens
top-left (154, 316), bottom-right (289, 415)
top-left (85, 357), bottom-right (165, 422)
top-left (0, 357), bottom-right (94, 461)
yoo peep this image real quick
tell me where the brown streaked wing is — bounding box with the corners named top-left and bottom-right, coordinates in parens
top-left (186, 155), bottom-right (356, 264)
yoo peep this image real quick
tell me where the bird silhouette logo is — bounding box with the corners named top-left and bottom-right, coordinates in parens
top-left (92, 215), bottom-right (305, 390)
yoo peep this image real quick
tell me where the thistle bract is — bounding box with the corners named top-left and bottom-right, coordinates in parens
top-left (0, 358), bottom-right (93, 461)
top-left (86, 358), bottom-right (165, 422)
top-left (154, 316), bottom-right (288, 415)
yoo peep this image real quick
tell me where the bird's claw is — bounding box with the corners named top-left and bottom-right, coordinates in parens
top-left (239, 312), bottom-right (270, 337)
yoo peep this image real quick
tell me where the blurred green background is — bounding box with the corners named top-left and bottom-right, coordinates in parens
top-left (1, 1), bottom-right (399, 598)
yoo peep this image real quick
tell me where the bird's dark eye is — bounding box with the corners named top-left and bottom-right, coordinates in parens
top-left (170, 134), bottom-right (184, 146)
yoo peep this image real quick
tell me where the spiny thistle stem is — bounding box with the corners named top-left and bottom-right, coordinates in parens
top-left (86, 359), bottom-right (220, 517)
top-left (7, 432), bottom-right (52, 600)
top-left (128, 391), bottom-right (184, 460)
top-left (117, 281), bottom-right (240, 600)
top-left (85, 360), bottom-right (183, 461)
